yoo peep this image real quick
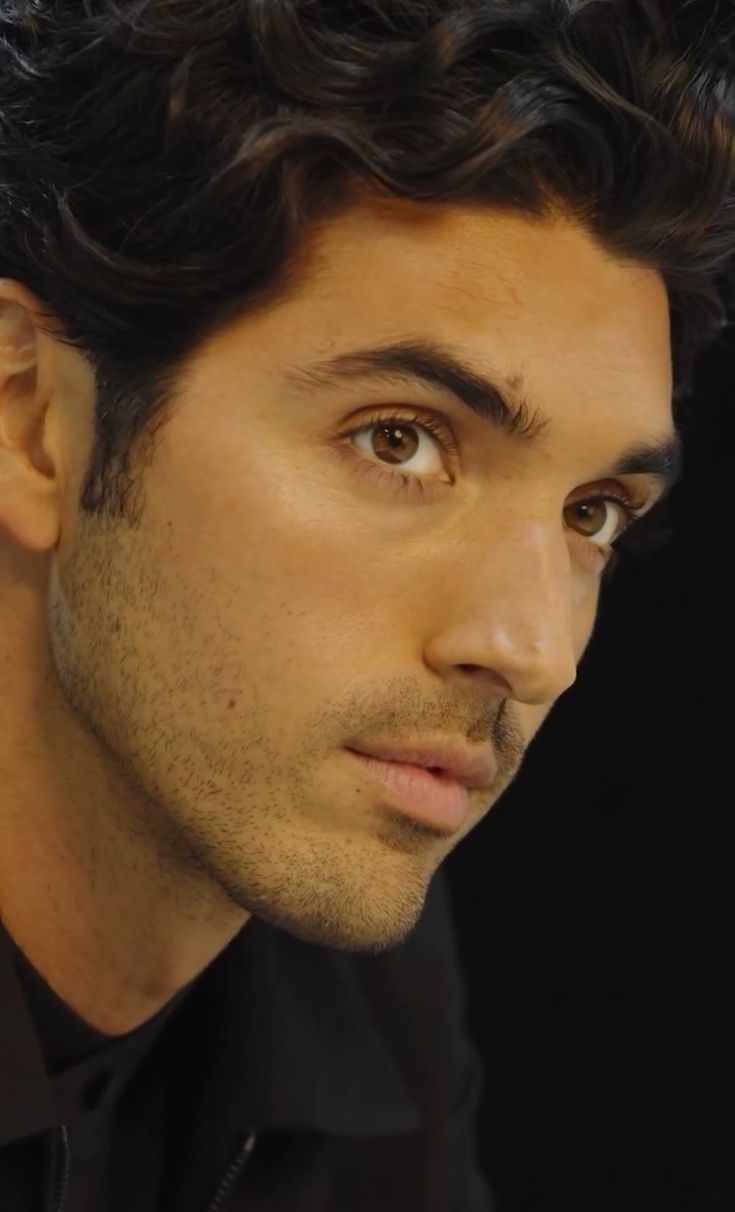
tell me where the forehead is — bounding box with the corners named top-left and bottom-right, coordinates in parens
top-left (285, 194), bottom-right (673, 433)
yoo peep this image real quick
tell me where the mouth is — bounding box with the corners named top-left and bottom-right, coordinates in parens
top-left (345, 748), bottom-right (472, 835)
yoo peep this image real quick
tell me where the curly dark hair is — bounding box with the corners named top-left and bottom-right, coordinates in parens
top-left (1, 0), bottom-right (734, 520)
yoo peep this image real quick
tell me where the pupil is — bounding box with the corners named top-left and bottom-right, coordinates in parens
top-left (374, 424), bottom-right (417, 464)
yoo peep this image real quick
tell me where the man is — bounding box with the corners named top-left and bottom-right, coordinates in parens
top-left (0, 0), bottom-right (732, 1209)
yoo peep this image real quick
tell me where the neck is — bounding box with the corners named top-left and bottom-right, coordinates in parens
top-left (0, 689), bottom-right (249, 1036)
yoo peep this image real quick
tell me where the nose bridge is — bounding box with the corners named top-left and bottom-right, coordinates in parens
top-left (427, 514), bottom-right (580, 705)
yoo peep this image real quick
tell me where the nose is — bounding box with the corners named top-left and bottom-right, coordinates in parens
top-left (422, 520), bottom-right (582, 706)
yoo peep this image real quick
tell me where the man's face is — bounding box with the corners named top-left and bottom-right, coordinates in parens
top-left (5, 197), bottom-right (675, 954)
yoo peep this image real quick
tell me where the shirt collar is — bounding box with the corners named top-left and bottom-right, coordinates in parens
top-left (0, 907), bottom-right (421, 1149)
top-left (160, 911), bottom-right (422, 1137)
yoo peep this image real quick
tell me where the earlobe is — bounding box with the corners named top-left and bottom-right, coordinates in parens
top-left (0, 450), bottom-right (60, 554)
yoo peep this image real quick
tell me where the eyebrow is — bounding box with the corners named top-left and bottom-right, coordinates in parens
top-left (284, 337), bottom-right (684, 498)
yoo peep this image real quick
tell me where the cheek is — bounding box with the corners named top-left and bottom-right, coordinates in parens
top-left (203, 437), bottom-right (393, 611)
top-left (153, 418), bottom-right (350, 586)
top-left (152, 436), bottom-right (387, 679)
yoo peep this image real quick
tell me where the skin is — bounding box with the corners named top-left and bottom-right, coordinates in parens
top-left (0, 193), bottom-right (674, 1035)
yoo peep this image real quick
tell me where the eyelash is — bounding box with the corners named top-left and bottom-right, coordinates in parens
top-left (342, 409), bottom-right (652, 549)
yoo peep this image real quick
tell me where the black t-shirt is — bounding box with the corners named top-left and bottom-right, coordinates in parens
top-left (12, 942), bottom-right (194, 1212)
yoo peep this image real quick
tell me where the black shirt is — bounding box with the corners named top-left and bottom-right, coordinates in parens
top-left (12, 940), bottom-right (195, 1212)
top-left (0, 868), bottom-right (494, 1211)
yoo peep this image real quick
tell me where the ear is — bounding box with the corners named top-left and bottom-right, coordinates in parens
top-left (0, 282), bottom-right (63, 553)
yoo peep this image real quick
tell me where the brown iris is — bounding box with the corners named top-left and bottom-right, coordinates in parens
top-left (566, 500), bottom-right (616, 539)
top-left (372, 424), bottom-right (419, 465)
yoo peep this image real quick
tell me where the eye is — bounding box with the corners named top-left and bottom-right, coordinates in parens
top-left (565, 494), bottom-right (648, 550)
top-left (348, 412), bottom-right (454, 482)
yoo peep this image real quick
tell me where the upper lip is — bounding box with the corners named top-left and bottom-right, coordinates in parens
top-left (346, 739), bottom-right (496, 792)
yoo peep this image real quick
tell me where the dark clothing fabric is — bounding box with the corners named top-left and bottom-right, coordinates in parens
top-left (0, 867), bottom-right (494, 1211)
top-left (11, 938), bottom-right (193, 1211)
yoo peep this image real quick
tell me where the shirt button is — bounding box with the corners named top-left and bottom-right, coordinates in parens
top-left (81, 1071), bottom-right (115, 1111)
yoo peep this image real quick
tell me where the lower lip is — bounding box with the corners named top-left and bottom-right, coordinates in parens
top-left (346, 749), bottom-right (471, 832)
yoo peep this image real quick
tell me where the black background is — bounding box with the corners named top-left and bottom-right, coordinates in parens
top-left (445, 299), bottom-right (735, 1212)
